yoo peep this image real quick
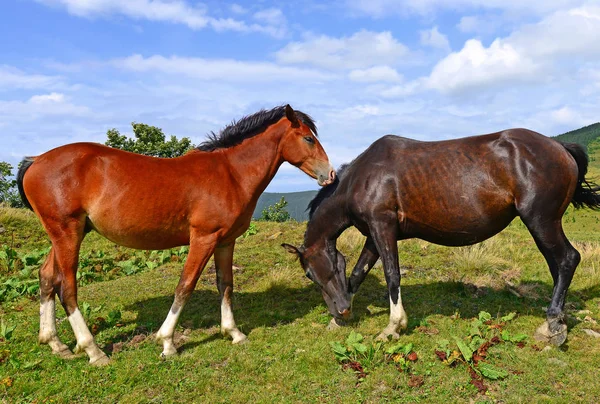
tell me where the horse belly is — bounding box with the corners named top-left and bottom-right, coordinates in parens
top-left (88, 209), bottom-right (191, 250)
top-left (402, 206), bottom-right (516, 247)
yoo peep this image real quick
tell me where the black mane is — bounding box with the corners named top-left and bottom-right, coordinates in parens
top-left (307, 163), bottom-right (350, 219)
top-left (197, 105), bottom-right (318, 152)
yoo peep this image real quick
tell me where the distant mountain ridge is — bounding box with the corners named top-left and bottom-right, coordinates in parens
top-left (255, 122), bottom-right (600, 222)
top-left (553, 122), bottom-right (600, 147)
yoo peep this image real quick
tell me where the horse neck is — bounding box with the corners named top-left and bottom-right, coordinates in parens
top-left (304, 194), bottom-right (350, 248)
top-left (220, 121), bottom-right (288, 201)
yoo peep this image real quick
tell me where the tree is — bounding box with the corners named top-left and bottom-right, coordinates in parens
top-left (105, 122), bottom-right (193, 157)
top-left (260, 197), bottom-right (291, 222)
top-left (0, 162), bottom-right (24, 208)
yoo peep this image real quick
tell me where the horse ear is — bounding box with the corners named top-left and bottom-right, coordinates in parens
top-left (285, 104), bottom-right (300, 128)
top-left (281, 243), bottom-right (302, 258)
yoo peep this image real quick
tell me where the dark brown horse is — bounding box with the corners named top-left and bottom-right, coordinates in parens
top-left (18, 105), bottom-right (335, 365)
top-left (283, 129), bottom-right (600, 346)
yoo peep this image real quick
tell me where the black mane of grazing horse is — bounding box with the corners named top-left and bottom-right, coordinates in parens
top-left (307, 163), bottom-right (350, 219)
top-left (287, 131), bottom-right (600, 347)
top-left (197, 105), bottom-right (318, 152)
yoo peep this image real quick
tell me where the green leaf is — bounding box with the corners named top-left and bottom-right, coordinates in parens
top-left (478, 362), bottom-right (509, 380)
top-left (501, 329), bottom-right (511, 341)
top-left (353, 343), bottom-right (368, 354)
top-left (345, 331), bottom-right (363, 346)
top-left (510, 333), bottom-right (528, 342)
top-left (469, 336), bottom-right (485, 352)
top-left (469, 319), bottom-right (483, 337)
top-left (501, 312), bottom-right (517, 322)
top-left (454, 337), bottom-right (473, 362)
top-left (478, 311), bottom-right (492, 322)
top-left (330, 341), bottom-right (349, 362)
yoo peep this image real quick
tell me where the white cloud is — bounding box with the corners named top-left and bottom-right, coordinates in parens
top-left (36, 0), bottom-right (287, 37)
top-left (230, 4), bottom-right (247, 14)
top-left (275, 30), bottom-right (409, 70)
top-left (348, 66), bottom-right (402, 82)
top-left (0, 65), bottom-right (62, 90)
top-left (346, 0), bottom-right (588, 17)
top-left (111, 54), bottom-right (333, 82)
top-left (551, 106), bottom-right (587, 126)
top-left (427, 39), bottom-right (540, 94)
top-left (425, 5), bottom-right (600, 95)
top-left (29, 92), bottom-right (66, 104)
top-left (508, 5), bottom-right (600, 60)
top-left (0, 93), bottom-right (89, 118)
top-left (457, 15), bottom-right (502, 34)
top-left (419, 26), bottom-right (450, 52)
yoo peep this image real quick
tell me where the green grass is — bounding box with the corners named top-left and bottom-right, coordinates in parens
top-left (1, 200), bottom-right (600, 403)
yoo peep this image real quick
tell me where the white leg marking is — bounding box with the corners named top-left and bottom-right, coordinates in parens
top-left (377, 295), bottom-right (408, 341)
top-left (220, 294), bottom-right (247, 344)
top-left (156, 303), bottom-right (183, 356)
top-left (68, 308), bottom-right (109, 365)
top-left (39, 299), bottom-right (71, 354)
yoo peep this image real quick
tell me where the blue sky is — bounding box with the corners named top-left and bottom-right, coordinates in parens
top-left (2, 0), bottom-right (599, 192)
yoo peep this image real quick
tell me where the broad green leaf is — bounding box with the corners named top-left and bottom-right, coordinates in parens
top-left (478, 311), bottom-right (492, 322)
top-left (330, 342), bottom-right (349, 362)
top-left (510, 333), bottom-right (528, 342)
top-left (478, 362), bottom-right (509, 380)
top-left (469, 336), bottom-right (485, 352)
top-left (353, 343), bottom-right (368, 354)
top-left (454, 337), bottom-right (473, 362)
top-left (470, 319), bottom-right (483, 337)
top-left (501, 330), bottom-right (511, 341)
top-left (346, 331), bottom-right (363, 346)
top-left (501, 312), bottom-right (517, 322)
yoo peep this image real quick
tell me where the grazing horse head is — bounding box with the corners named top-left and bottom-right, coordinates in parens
top-left (281, 242), bottom-right (351, 320)
top-left (280, 105), bottom-right (336, 186)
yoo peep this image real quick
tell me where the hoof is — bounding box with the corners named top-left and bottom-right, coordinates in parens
top-left (232, 334), bottom-right (248, 345)
top-left (90, 355), bottom-right (111, 367)
top-left (54, 347), bottom-right (77, 359)
top-left (376, 331), bottom-right (400, 341)
top-left (326, 317), bottom-right (346, 331)
top-left (534, 320), bottom-right (568, 346)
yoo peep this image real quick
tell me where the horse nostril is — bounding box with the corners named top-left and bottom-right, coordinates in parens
top-left (338, 308), bottom-right (351, 319)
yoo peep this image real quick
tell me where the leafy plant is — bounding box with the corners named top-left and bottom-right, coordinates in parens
top-left (242, 222), bottom-right (258, 238)
top-left (260, 197), bottom-right (291, 222)
top-left (0, 319), bottom-right (16, 341)
top-left (330, 331), bottom-right (383, 371)
top-left (434, 311), bottom-right (523, 392)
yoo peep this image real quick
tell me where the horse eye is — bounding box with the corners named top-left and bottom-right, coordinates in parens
top-left (303, 136), bottom-right (314, 144)
top-left (305, 270), bottom-right (314, 281)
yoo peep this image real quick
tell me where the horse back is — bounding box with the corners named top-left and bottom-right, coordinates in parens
top-left (344, 130), bottom-right (578, 246)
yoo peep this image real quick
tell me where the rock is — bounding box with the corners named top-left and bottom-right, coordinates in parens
top-left (582, 329), bottom-right (600, 338)
top-left (267, 232), bottom-right (282, 240)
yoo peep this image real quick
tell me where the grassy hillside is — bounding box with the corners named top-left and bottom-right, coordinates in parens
top-left (254, 190), bottom-right (317, 222)
top-left (553, 122), bottom-right (600, 148)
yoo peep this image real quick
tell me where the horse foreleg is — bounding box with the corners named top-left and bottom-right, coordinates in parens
top-left (215, 242), bottom-right (246, 344)
top-left (347, 237), bottom-right (379, 297)
top-left (38, 249), bottom-right (72, 357)
top-left (156, 234), bottom-right (216, 357)
top-left (369, 219), bottom-right (408, 341)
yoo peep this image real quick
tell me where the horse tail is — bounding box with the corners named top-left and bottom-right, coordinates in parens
top-left (561, 142), bottom-right (600, 210)
top-left (16, 157), bottom-right (35, 211)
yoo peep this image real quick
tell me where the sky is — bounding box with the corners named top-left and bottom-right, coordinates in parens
top-left (1, 0), bottom-right (599, 192)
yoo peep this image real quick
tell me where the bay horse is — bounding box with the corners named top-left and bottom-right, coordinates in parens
top-left (18, 105), bottom-right (335, 365)
top-left (283, 129), bottom-right (600, 346)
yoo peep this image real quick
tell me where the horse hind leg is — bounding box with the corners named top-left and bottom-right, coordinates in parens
top-left (522, 216), bottom-right (580, 346)
top-left (47, 218), bottom-right (109, 365)
top-left (38, 248), bottom-right (72, 357)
